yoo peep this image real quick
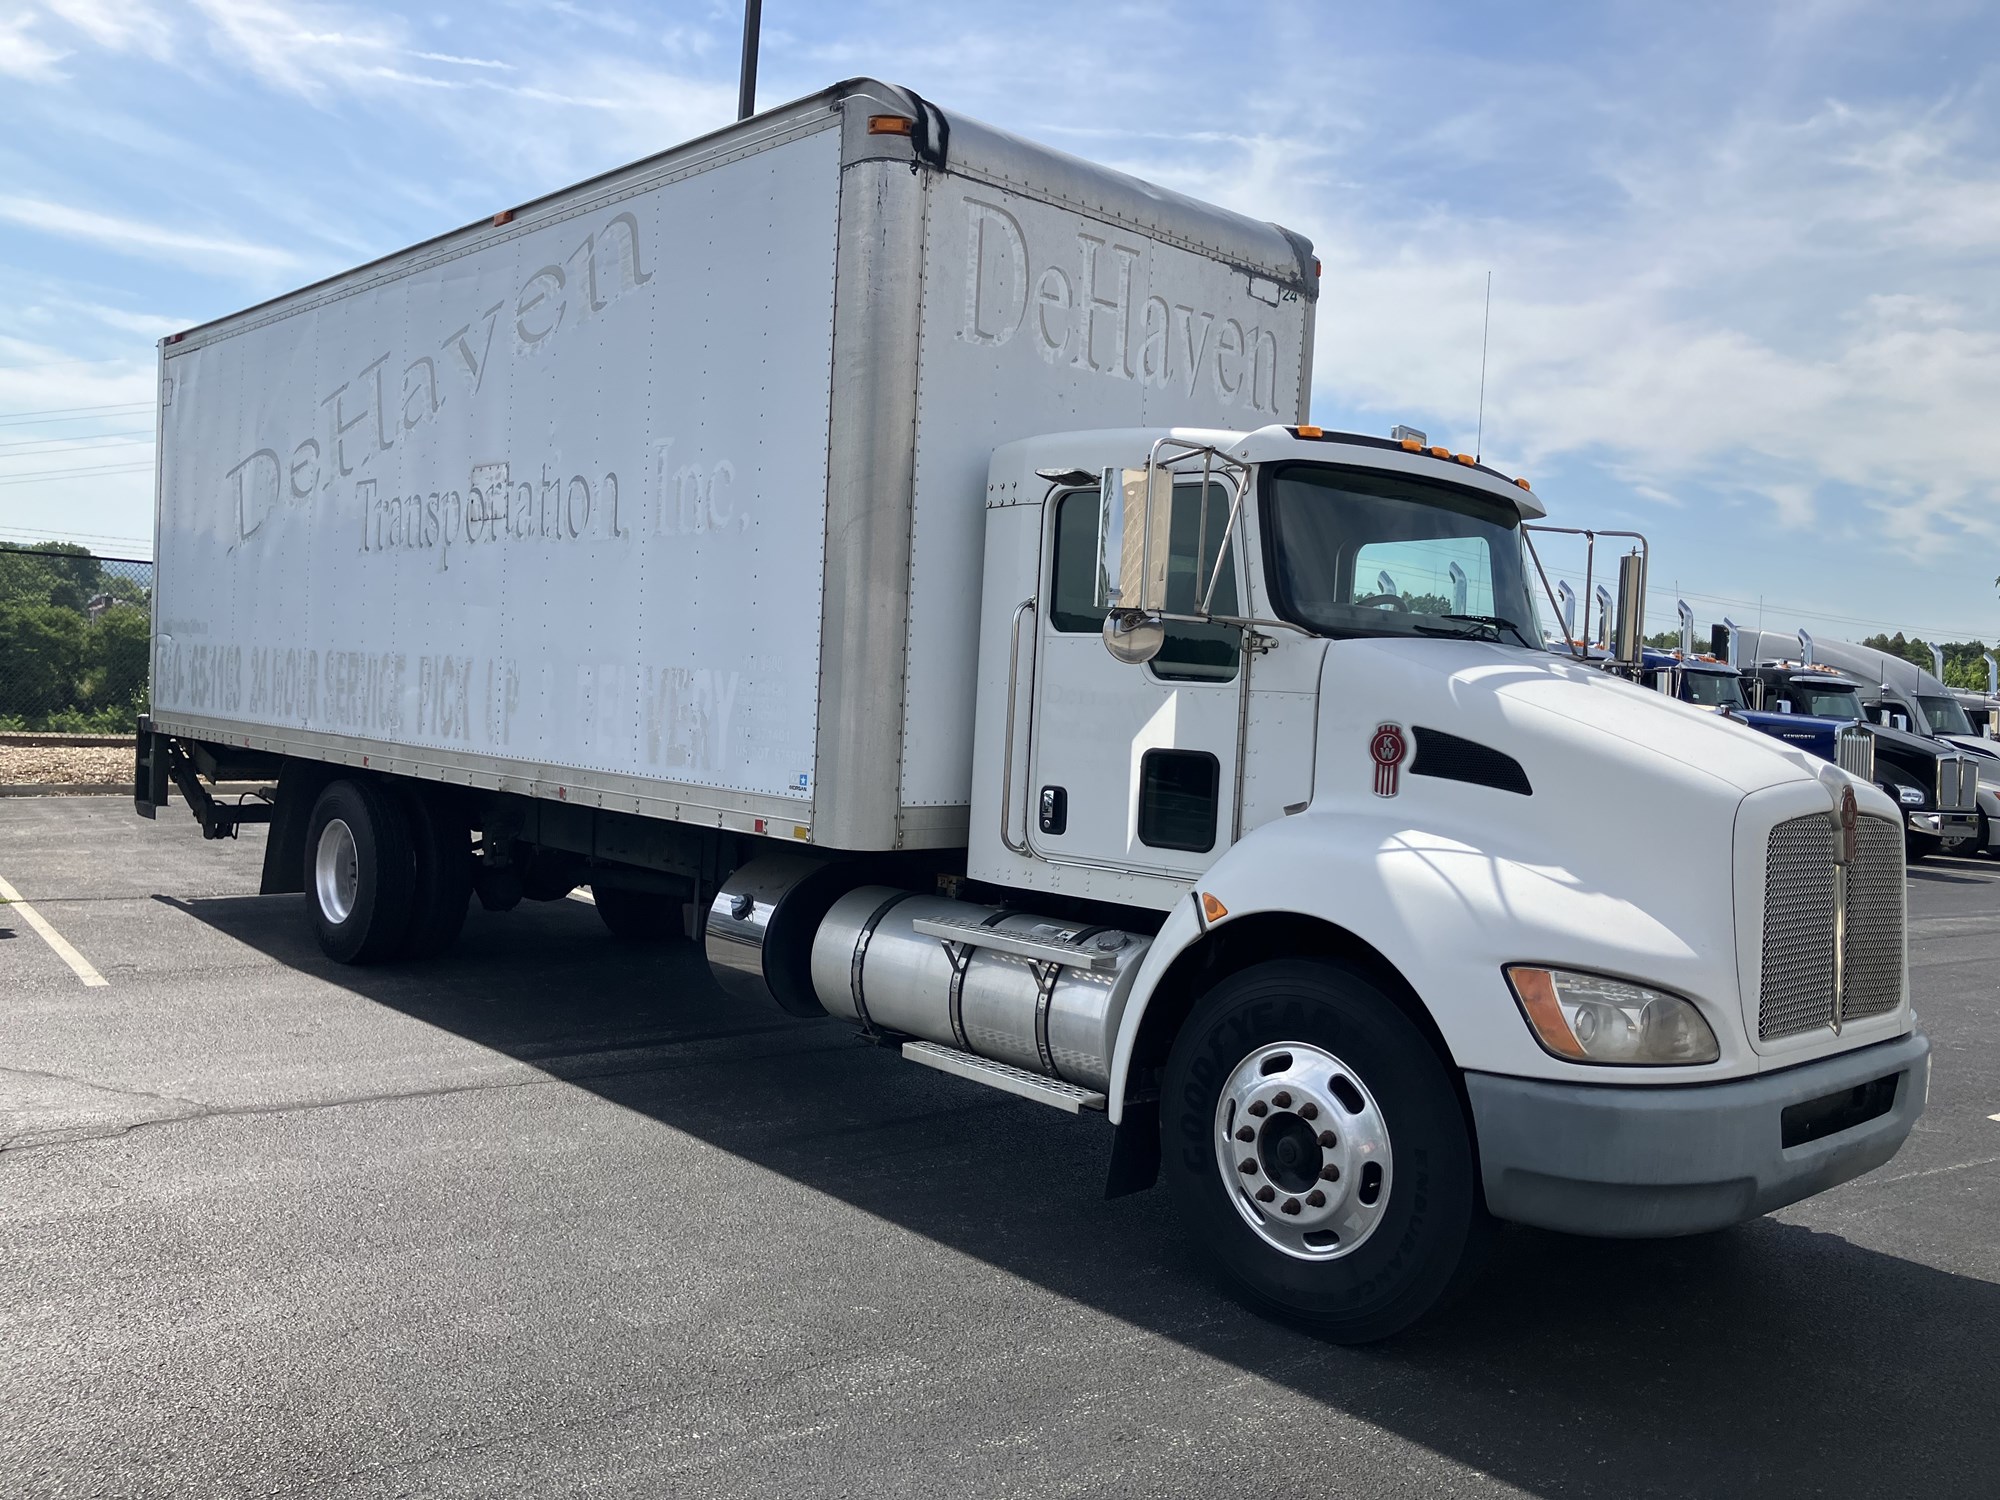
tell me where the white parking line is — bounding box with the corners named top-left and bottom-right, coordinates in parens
top-left (0, 873), bottom-right (109, 987)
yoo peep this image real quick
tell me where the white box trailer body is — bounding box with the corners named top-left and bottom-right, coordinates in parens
top-left (149, 80), bottom-right (1315, 852)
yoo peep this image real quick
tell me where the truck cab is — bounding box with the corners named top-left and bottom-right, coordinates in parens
top-left (1738, 659), bottom-right (1976, 856)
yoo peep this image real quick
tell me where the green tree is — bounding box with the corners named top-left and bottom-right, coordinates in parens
top-left (0, 542), bottom-right (110, 612)
top-left (0, 599), bottom-right (86, 719)
top-left (83, 604), bottom-right (151, 715)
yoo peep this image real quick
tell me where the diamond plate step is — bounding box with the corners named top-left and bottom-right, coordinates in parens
top-left (901, 1041), bottom-right (1108, 1114)
top-left (909, 914), bottom-right (1127, 972)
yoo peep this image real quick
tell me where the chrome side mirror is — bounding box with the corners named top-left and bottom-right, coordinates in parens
top-left (1099, 465), bottom-right (1171, 663)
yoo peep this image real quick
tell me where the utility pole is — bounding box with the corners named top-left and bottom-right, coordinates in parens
top-left (737, 0), bottom-right (762, 121)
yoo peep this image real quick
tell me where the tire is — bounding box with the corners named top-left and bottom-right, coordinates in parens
top-left (591, 884), bottom-right (687, 943)
top-left (304, 779), bottom-right (415, 965)
top-left (1162, 958), bottom-right (1488, 1343)
top-left (1906, 831), bottom-right (1941, 862)
top-left (398, 786), bottom-right (472, 958)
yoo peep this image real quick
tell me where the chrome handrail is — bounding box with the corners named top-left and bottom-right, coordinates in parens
top-left (1000, 598), bottom-right (1036, 856)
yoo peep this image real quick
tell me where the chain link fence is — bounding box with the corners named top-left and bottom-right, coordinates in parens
top-left (0, 544), bottom-right (154, 734)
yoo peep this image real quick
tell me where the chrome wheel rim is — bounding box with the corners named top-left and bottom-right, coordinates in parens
top-left (314, 818), bottom-right (360, 925)
top-left (1213, 1040), bottom-right (1394, 1262)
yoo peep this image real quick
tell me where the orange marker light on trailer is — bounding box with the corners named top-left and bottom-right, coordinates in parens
top-left (868, 115), bottom-right (914, 135)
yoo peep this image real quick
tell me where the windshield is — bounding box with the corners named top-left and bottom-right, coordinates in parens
top-left (1919, 694), bottom-right (1975, 736)
top-left (1790, 682), bottom-right (1861, 720)
top-left (1682, 669), bottom-right (1746, 709)
top-left (1261, 464), bottom-right (1542, 646)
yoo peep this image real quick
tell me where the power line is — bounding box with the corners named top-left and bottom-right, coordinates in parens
top-left (0, 526), bottom-right (154, 551)
top-left (0, 401), bottom-right (153, 426)
top-left (0, 434), bottom-right (154, 455)
top-left (0, 462), bottom-right (153, 485)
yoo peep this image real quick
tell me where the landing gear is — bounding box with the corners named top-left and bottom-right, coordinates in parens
top-left (1163, 959), bottom-right (1488, 1343)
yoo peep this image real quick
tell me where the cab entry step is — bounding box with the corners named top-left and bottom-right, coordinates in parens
top-left (901, 1041), bottom-right (1108, 1114)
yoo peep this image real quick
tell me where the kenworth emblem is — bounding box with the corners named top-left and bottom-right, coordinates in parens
top-left (1371, 723), bottom-right (1409, 797)
top-left (1837, 783), bottom-right (1859, 866)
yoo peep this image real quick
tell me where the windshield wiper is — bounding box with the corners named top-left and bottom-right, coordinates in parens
top-left (1413, 614), bottom-right (1542, 650)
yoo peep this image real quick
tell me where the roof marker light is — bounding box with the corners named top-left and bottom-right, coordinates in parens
top-left (1296, 424), bottom-right (1323, 438)
top-left (1400, 438), bottom-right (1422, 451)
top-left (492, 209), bottom-right (514, 226)
top-left (1514, 477), bottom-right (1531, 489)
top-left (1428, 445), bottom-right (1451, 459)
top-left (1454, 453), bottom-right (1475, 466)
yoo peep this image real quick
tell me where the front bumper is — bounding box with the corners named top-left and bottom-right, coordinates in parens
top-left (1466, 1030), bottom-right (1930, 1237)
top-left (1908, 810), bottom-right (1977, 838)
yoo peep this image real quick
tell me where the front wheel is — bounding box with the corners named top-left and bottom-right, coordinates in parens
top-left (1907, 831), bottom-right (1942, 862)
top-left (1162, 959), bottom-right (1488, 1342)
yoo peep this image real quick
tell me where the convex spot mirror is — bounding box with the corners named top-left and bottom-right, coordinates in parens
top-left (1097, 465), bottom-right (1172, 664)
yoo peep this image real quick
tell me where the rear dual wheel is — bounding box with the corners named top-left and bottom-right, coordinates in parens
top-left (304, 778), bottom-right (470, 964)
top-left (1163, 959), bottom-right (1489, 1343)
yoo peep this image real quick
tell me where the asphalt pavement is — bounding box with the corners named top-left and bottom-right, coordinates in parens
top-left (3, 795), bottom-right (1997, 1498)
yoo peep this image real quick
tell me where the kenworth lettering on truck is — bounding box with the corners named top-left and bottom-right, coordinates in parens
top-left (136, 80), bottom-right (1927, 1341)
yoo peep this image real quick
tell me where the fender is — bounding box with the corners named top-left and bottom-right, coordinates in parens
top-left (1106, 808), bottom-right (1740, 1124)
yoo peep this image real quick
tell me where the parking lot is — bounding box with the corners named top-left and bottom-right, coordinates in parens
top-left (3, 794), bottom-right (1997, 1499)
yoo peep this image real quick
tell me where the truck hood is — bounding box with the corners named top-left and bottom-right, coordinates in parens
top-left (1317, 636), bottom-right (1830, 801)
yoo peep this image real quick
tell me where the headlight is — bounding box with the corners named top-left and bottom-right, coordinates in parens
top-left (1504, 966), bottom-right (1720, 1065)
top-left (1896, 785), bottom-right (1925, 806)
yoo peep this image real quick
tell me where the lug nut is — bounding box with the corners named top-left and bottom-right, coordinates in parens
top-left (1238, 1159), bottom-right (1258, 1174)
top-left (1273, 1091), bottom-right (1292, 1109)
top-left (1281, 1198), bottom-right (1301, 1215)
top-left (1248, 1100), bottom-right (1268, 1117)
top-left (1236, 1126), bottom-right (1255, 1143)
top-left (1306, 1189), bottom-right (1326, 1208)
top-left (1317, 1130), bottom-right (1336, 1148)
top-left (1299, 1102), bottom-right (1318, 1121)
top-left (1320, 1164), bottom-right (1340, 1182)
top-left (1255, 1185), bottom-right (1276, 1203)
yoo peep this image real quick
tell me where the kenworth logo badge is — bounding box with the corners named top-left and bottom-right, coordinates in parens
top-left (1371, 723), bottom-right (1409, 797)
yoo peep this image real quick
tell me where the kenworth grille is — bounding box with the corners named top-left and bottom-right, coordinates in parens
top-left (1759, 813), bottom-right (1904, 1042)
top-left (1937, 753), bottom-right (1977, 812)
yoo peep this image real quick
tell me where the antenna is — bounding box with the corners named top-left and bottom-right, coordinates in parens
top-left (1474, 271), bottom-right (1492, 462)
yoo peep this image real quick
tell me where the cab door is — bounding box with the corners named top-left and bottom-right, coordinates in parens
top-left (1026, 480), bottom-right (1244, 879)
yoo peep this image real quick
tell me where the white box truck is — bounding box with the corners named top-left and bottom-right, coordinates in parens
top-left (138, 79), bottom-right (1929, 1340)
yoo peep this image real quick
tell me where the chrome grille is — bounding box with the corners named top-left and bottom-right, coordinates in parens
top-left (1937, 753), bottom-right (1975, 811)
top-left (1836, 726), bottom-right (1875, 784)
top-left (1759, 812), bottom-right (1905, 1040)
top-left (1760, 815), bottom-right (1837, 1040)
top-left (1842, 816), bottom-right (1904, 1023)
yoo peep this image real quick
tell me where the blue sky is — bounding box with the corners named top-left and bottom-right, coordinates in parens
top-left (3, 0), bottom-right (1998, 643)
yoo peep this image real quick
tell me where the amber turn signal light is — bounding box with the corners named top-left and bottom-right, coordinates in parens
top-left (868, 115), bottom-right (914, 135)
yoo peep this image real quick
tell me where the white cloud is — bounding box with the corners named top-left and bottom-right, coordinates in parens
top-left (42, 0), bottom-right (176, 59)
top-left (0, 11), bottom-right (69, 78)
top-left (0, 195), bottom-right (304, 274)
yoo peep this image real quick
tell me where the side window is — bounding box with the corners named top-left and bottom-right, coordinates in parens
top-left (1138, 749), bottom-right (1220, 851)
top-left (1047, 484), bottom-right (1241, 682)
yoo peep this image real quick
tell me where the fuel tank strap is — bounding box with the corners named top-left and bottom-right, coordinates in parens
top-left (850, 891), bottom-right (917, 1036)
top-left (1036, 925), bottom-right (1109, 1080)
top-left (946, 909), bottom-right (1013, 1052)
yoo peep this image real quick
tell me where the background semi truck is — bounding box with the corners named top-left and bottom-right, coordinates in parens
top-left (136, 79), bottom-right (1928, 1341)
